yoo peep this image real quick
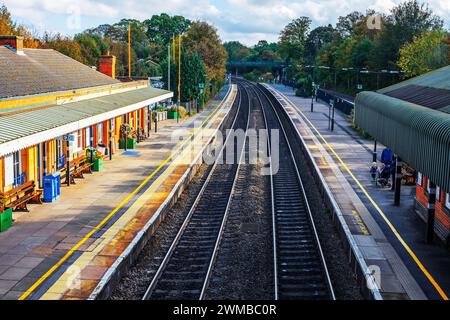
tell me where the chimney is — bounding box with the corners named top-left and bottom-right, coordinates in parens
top-left (0, 35), bottom-right (24, 54)
top-left (98, 51), bottom-right (116, 79)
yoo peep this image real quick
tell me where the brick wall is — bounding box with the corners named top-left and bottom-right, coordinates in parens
top-left (416, 174), bottom-right (450, 241)
top-left (98, 53), bottom-right (116, 79)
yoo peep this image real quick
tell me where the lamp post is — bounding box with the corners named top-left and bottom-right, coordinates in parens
top-left (311, 81), bottom-right (315, 112)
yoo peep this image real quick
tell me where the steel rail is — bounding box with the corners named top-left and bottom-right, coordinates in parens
top-left (142, 83), bottom-right (250, 300)
top-left (199, 81), bottom-right (251, 299)
top-left (251, 80), bottom-right (335, 300)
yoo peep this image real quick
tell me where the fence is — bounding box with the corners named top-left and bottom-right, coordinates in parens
top-left (317, 89), bottom-right (355, 115)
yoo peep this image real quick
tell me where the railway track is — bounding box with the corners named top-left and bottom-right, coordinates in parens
top-left (253, 82), bottom-right (335, 300)
top-left (142, 79), bottom-right (334, 300)
top-left (142, 82), bottom-right (250, 300)
top-left (201, 82), bottom-right (274, 299)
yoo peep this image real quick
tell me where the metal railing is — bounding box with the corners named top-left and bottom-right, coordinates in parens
top-left (317, 89), bottom-right (355, 115)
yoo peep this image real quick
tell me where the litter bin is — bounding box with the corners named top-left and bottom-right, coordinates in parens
top-left (93, 158), bottom-right (104, 172)
top-left (127, 138), bottom-right (137, 149)
top-left (43, 172), bottom-right (61, 203)
top-left (0, 208), bottom-right (13, 232)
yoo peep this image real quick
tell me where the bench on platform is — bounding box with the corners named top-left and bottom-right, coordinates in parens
top-left (61, 155), bottom-right (93, 184)
top-left (0, 181), bottom-right (42, 212)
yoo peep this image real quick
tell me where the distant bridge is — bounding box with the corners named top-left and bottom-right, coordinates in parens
top-left (226, 60), bottom-right (287, 69)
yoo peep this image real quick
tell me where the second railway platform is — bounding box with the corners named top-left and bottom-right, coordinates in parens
top-left (266, 83), bottom-right (450, 300)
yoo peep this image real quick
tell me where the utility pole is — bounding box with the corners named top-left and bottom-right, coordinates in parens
top-left (128, 24), bottom-right (131, 78)
top-left (172, 34), bottom-right (176, 64)
top-left (177, 34), bottom-right (181, 124)
top-left (168, 44), bottom-right (171, 91)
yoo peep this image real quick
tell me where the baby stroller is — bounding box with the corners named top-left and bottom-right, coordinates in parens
top-left (377, 164), bottom-right (392, 188)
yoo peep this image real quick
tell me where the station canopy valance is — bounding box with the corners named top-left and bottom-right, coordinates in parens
top-left (0, 86), bottom-right (172, 157)
top-left (354, 66), bottom-right (450, 192)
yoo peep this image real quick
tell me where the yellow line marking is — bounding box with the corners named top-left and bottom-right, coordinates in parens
top-left (19, 89), bottom-right (232, 300)
top-left (279, 90), bottom-right (448, 300)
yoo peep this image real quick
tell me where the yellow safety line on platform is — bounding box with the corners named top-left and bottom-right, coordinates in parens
top-left (19, 90), bottom-right (231, 300)
top-left (279, 90), bottom-right (448, 300)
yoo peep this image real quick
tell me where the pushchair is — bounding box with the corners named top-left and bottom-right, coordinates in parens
top-left (377, 164), bottom-right (392, 188)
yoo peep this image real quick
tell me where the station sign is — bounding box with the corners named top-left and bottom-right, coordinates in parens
top-left (63, 134), bottom-right (75, 142)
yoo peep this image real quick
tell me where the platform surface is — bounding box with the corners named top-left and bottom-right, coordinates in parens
top-left (0, 86), bottom-right (236, 300)
top-left (269, 84), bottom-right (450, 300)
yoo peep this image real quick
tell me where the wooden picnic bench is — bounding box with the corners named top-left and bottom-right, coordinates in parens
top-left (0, 180), bottom-right (42, 212)
top-left (61, 155), bottom-right (93, 184)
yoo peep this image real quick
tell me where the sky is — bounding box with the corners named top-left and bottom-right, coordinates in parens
top-left (3, 0), bottom-right (450, 46)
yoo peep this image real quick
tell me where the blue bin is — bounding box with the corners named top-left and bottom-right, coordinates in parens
top-left (43, 172), bottom-right (61, 203)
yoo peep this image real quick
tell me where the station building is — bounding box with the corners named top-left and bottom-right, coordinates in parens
top-left (355, 66), bottom-right (450, 244)
top-left (0, 36), bottom-right (172, 204)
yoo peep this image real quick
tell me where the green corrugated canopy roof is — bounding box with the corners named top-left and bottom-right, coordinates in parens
top-left (355, 65), bottom-right (450, 191)
top-left (0, 86), bottom-right (172, 157)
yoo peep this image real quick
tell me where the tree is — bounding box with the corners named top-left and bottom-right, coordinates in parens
top-left (350, 39), bottom-right (373, 68)
top-left (75, 33), bottom-right (109, 66)
top-left (278, 17), bottom-right (311, 63)
top-left (144, 14), bottom-right (191, 47)
top-left (371, 0), bottom-right (444, 68)
top-left (184, 21), bottom-right (228, 87)
top-left (41, 33), bottom-right (84, 63)
top-left (0, 4), bottom-right (39, 48)
top-left (398, 30), bottom-right (449, 77)
top-left (0, 4), bottom-right (14, 35)
top-left (336, 11), bottom-right (365, 38)
top-left (305, 25), bottom-right (339, 64)
top-left (161, 49), bottom-right (207, 102)
top-left (224, 41), bottom-right (252, 61)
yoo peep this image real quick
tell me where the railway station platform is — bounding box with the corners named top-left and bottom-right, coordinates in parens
top-left (0, 85), bottom-right (236, 300)
top-left (266, 84), bottom-right (450, 300)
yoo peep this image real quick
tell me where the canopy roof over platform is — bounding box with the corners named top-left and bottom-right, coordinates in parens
top-left (355, 66), bottom-right (450, 191)
top-left (0, 86), bottom-right (172, 157)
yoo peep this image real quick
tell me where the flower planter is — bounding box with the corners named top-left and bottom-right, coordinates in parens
top-left (0, 208), bottom-right (13, 232)
top-left (93, 158), bottom-right (104, 172)
top-left (167, 111), bottom-right (178, 119)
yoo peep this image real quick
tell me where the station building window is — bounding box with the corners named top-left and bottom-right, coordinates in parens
top-left (417, 172), bottom-right (423, 187)
top-left (77, 130), bottom-right (82, 150)
top-left (56, 138), bottom-right (64, 169)
top-left (445, 194), bottom-right (450, 210)
top-left (97, 123), bottom-right (104, 144)
top-left (12, 151), bottom-right (24, 187)
top-left (86, 126), bottom-right (92, 147)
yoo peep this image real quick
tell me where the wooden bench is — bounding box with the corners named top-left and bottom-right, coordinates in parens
top-left (61, 155), bottom-right (93, 184)
top-left (0, 181), bottom-right (42, 212)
